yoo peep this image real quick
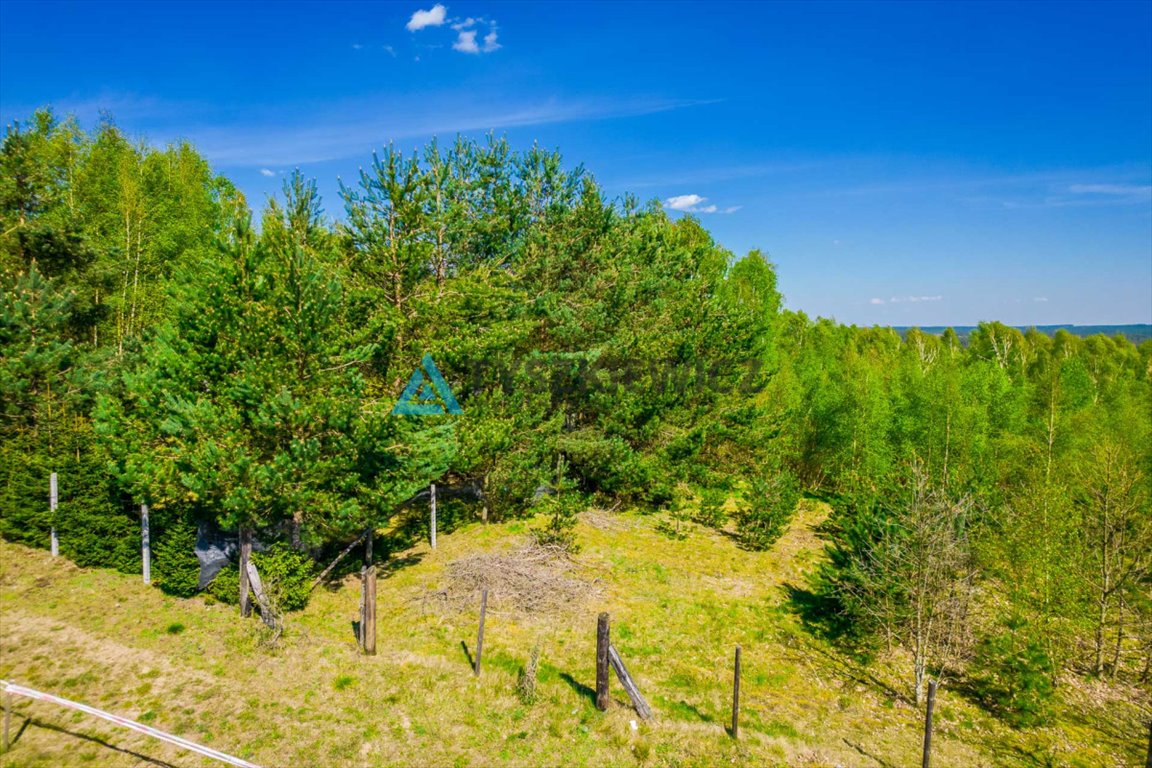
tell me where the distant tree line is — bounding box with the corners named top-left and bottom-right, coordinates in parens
top-left (2, 109), bottom-right (1149, 722)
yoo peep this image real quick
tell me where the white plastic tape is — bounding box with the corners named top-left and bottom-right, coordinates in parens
top-left (1, 680), bottom-right (262, 768)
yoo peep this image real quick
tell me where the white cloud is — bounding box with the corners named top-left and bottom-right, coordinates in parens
top-left (259, 168), bottom-right (276, 177)
top-left (1033, 296), bottom-right (1048, 302)
top-left (407, 4), bottom-right (448, 31)
top-left (384, 45), bottom-right (397, 56)
top-left (870, 298), bottom-right (886, 305)
top-left (453, 21), bottom-right (499, 53)
top-left (663, 194), bottom-right (739, 214)
top-left (665, 194), bottom-right (706, 211)
top-left (887, 295), bottom-right (943, 304)
top-left (453, 30), bottom-right (480, 53)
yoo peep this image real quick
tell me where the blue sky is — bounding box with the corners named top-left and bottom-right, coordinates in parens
top-left (2, 0), bottom-right (1150, 326)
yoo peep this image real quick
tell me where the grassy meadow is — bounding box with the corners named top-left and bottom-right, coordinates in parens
top-left (1, 502), bottom-right (1144, 767)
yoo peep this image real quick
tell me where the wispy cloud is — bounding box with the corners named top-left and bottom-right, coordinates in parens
top-left (872, 295), bottom-right (943, 306)
top-left (663, 194), bottom-right (739, 214)
top-left (406, 4), bottom-right (448, 31)
top-left (259, 168), bottom-right (276, 177)
top-left (185, 95), bottom-right (710, 167)
top-left (1066, 183), bottom-right (1151, 196)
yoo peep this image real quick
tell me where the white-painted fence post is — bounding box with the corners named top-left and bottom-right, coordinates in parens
top-left (141, 503), bottom-right (151, 585)
top-left (430, 482), bottom-right (437, 549)
top-left (49, 472), bottom-right (58, 557)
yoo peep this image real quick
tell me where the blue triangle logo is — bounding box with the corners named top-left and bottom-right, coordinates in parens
top-left (392, 354), bottom-right (462, 415)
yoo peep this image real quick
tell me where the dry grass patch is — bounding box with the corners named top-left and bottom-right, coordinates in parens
top-left (424, 539), bottom-right (601, 617)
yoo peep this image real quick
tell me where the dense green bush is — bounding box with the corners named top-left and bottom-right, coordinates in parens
top-left (973, 616), bottom-right (1058, 727)
top-left (691, 487), bottom-right (729, 529)
top-left (207, 543), bottom-right (314, 612)
top-left (153, 519), bottom-right (202, 597)
top-left (733, 472), bottom-right (801, 550)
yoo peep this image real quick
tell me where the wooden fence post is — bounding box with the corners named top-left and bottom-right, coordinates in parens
top-left (474, 588), bottom-right (488, 676)
top-left (608, 645), bottom-right (652, 720)
top-left (141, 504), bottom-right (151, 585)
top-left (596, 613), bottom-right (610, 711)
top-left (49, 472), bottom-right (58, 557)
top-left (732, 645), bottom-right (741, 739)
top-left (363, 530), bottom-right (376, 656)
top-left (239, 527), bottom-right (252, 618)
top-left (430, 483), bottom-right (437, 549)
top-left (2, 689), bottom-right (10, 752)
top-left (921, 679), bottom-right (937, 768)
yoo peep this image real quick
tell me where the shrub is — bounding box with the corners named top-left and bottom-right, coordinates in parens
top-left (972, 616), bottom-right (1057, 728)
top-left (517, 644), bottom-right (542, 704)
top-left (691, 487), bottom-right (728, 529)
top-left (733, 472), bottom-right (801, 550)
top-left (207, 542), bottom-right (314, 612)
top-left (153, 520), bottom-right (202, 597)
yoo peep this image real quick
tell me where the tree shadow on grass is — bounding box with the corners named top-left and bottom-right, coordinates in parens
top-left (843, 737), bottom-right (898, 768)
top-left (782, 582), bottom-right (856, 646)
top-left (559, 673), bottom-right (597, 707)
top-left (18, 717), bottom-right (185, 768)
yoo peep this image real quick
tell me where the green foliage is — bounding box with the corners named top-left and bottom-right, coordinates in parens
top-left (692, 488), bottom-right (728, 529)
top-left (252, 543), bottom-right (315, 612)
top-left (973, 616), bottom-right (1058, 728)
top-left (733, 473), bottom-right (801, 550)
top-left (531, 457), bottom-right (581, 552)
top-left (2, 106), bottom-right (1151, 722)
top-left (205, 543), bottom-right (314, 612)
top-left (153, 519), bottom-right (201, 597)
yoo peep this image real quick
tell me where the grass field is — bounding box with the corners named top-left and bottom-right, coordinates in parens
top-left (0, 502), bottom-right (1147, 767)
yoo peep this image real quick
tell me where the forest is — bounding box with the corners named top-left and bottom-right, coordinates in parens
top-left (2, 109), bottom-right (1150, 741)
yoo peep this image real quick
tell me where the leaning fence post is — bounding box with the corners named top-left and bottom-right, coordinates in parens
top-left (921, 679), bottom-right (937, 768)
top-left (732, 645), bottom-right (741, 739)
top-left (596, 612), bottom-right (610, 711)
top-left (141, 503), bottom-right (151, 585)
top-left (49, 472), bottom-right (58, 557)
top-left (430, 483), bottom-right (437, 549)
top-left (608, 645), bottom-right (652, 719)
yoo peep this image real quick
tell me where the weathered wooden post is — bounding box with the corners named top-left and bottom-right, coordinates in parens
top-left (430, 483), bottom-right (437, 549)
top-left (239, 527), bottom-right (252, 618)
top-left (363, 529), bottom-right (376, 656)
top-left (921, 679), bottom-right (937, 768)
top-left (608, 645), bottom-right (652, 720)
top-left (474, 588), bottom-right (488, 676)
top-left (141, 503), bottom-right (151, 585)
top-left (732, 645), bottom-right (741, 739)
top-left (49, 472), bottom-right (58, 557)
top-left (596, 612), bottom-right (610, 711)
